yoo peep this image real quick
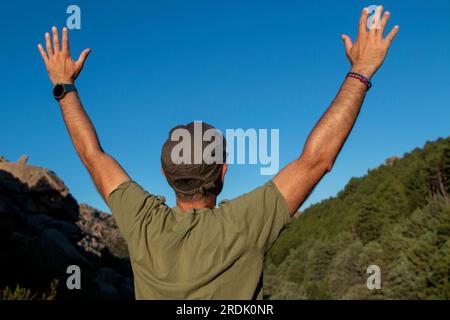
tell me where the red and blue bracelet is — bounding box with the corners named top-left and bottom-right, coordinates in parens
top-left (347, 71), bottom-right (372, 90)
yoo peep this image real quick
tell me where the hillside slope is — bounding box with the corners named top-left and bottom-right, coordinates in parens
top-left (265, 137), bottom-right (450, 299)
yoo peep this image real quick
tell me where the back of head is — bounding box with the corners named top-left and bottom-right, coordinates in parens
top-left (161, 121), bottom-right (226, 201)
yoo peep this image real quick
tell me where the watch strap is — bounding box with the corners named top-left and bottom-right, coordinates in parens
top-left (62, 83), bottom-right (77, 94)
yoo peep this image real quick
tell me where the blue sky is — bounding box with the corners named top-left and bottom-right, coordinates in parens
top-left (0, 0), bottom-right (449, 212)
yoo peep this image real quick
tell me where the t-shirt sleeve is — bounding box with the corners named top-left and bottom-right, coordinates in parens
top-left (219, 180), bottom-right (292, 253)
top-left (107, 181), bottom-right (165, 244)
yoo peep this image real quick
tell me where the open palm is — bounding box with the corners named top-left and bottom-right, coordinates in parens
top-left (38, 27), bottom-right (91, 85)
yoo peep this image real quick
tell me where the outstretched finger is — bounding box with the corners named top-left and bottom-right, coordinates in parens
top-left (52, 26), bottom-right (60, 53)
top-left (385, 25), bottom-right (400, 45)
top-left (62, 27), bottom-right (70, 53)
top-left (45, 32), bottom-right (54, 57)
top-left (358, 7), bottom-right (369, 36)
top-left (379, 11), bottom-right (391, 36)
top-left (369, 5), bottom-right (383, 35)
top-left (76, 48), bottom-right (92, 67)
top-left (37, 44), bottom-right (49, 66)
top-left (341, 34), bottom-right (353, 57)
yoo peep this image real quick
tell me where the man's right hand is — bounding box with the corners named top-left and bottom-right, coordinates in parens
top-left (38, 26), bottom-right (91, 85)
top-left (341, 6), bottom-right (399, 79)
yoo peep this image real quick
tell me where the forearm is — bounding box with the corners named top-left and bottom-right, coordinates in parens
top-left (39, 27), bottom-right (131, 202)
top-left (300, 72), bottom-right (368, 171)
top-left (275, 74), bottom-right (368, 214)
top-left (58, 91), bottom-right (103, 162)
top-left (58, 91), bottom-right (130, 201)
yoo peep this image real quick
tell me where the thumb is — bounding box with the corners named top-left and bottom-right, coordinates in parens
top-left (76, 48), bottom-right (91, 67)
top-left (341, 35), bottom-right (352, 57)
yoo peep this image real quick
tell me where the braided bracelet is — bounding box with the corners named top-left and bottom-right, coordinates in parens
top-left (347, 71), bottom-right (372, 90)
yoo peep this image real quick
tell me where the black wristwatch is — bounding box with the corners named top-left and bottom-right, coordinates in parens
top-left (53, 83), bottom-right (77, 100)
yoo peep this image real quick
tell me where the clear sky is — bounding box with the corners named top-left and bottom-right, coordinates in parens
top-left (0, 0), bottom-right (449, 212)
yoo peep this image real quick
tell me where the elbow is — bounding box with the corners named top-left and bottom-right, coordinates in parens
top-left (300, 152), bottom-right (335, 176)
top-left (320, 155), bottom-right (335, 173)
top-left (79, 148), bottom-right (104, 168)
top-left (315, 158), bottom-right (335, 175)
top-left (323, 160), bottom-right (334, 174)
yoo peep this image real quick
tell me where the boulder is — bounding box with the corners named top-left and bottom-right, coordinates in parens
top-left (98, 267), bottom-right (119, 283)
top-left (37, 228), bottom-right (90, 271)
top-left (25, 214), bottom-right (84, 243)
top-left (0, 194), bottom-right (18, 214)
top-left (0, 160), bottom-right (79, 221)
top-left (96, 280), bottom-right (120, 300)
top-left (0, 161), bottom-right (68, 196)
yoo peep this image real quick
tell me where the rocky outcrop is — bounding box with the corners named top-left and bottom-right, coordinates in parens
top-left (385, 156), bottom-right (400, 166)
top-left (0, 156), bottom-right (133, 300)
top-left (77, 204), bottom-right (129, 258)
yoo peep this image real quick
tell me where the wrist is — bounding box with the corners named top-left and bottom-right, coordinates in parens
top-left (51, 78), bottom-right (75, 86)
top-left (349, 66), bottom-right (375, 80)
top-left (53, 83), bottom-right (77, 101)
top-left (346, 71), bottom-right (372, 91)
top-left (57, 91), bottom-right (78, 105)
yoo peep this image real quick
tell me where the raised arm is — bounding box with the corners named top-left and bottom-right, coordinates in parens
top-left (38, 27), bottom-right (130, 202)
top-left (273, 6), bottom-right (399, 214)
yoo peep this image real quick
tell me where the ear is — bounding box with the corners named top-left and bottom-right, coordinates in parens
top-left (161, 167), bottom-right (166, 177)
top-left (221, 163), bottom-right (228, 182)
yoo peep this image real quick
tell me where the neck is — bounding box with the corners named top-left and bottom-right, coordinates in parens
top-left (176, 196), bottom-right (216, 212)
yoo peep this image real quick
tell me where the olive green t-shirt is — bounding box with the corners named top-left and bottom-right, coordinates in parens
top-left (108, 180), bottom-right (291, 300)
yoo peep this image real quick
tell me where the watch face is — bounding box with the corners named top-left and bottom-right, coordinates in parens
top-left (53, 84), bottom-right (65, 99)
